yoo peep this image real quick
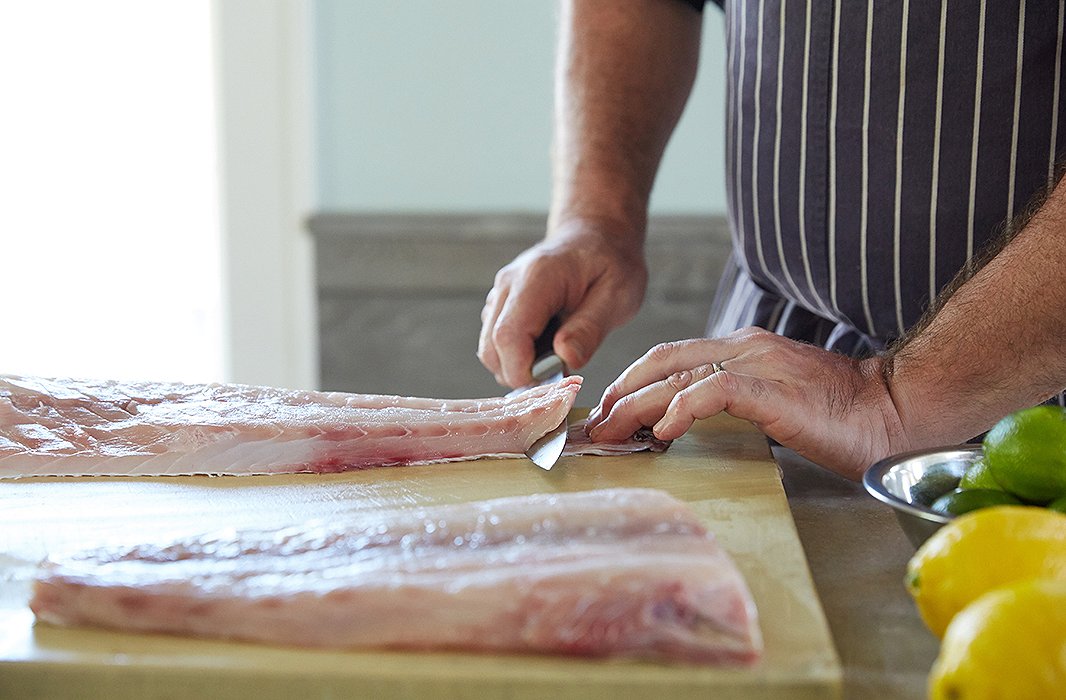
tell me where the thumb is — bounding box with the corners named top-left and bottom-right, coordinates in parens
top-left (555, 304), bottom-right (621, 371)
top-left (555, 271), bottom-right (644, 370)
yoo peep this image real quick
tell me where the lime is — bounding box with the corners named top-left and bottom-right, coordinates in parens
top-left (983, 405), bottom-right (1066, 503)
top-left (909, 462), bottom-right (962, 507)
top-left (1048, 496), bottom-right (1066, 514)
top-left (930, 488), bottom-right (1021, 517)
top-left (958, 458), bottom-right (1004, 491)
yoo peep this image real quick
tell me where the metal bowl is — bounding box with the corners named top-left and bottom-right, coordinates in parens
top-left (863, 444), bottom-right (983, 548)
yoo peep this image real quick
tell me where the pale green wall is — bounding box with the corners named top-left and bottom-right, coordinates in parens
top-left (313, 1), bottom-right (728, 214)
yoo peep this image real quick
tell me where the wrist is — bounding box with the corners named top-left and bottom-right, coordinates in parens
top-left (549, 167), bottom-right (650, 241)
top-left (544, 213), bottom-right (648, 267)
top-left (859, 355), bottom-right (914, 462)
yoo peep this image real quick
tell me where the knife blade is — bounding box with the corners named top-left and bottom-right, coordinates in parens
top-left (505, 317), bottom-right (568, 470)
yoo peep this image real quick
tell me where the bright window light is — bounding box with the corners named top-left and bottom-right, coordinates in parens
top-left (0, 1), bottom-right (224, 384)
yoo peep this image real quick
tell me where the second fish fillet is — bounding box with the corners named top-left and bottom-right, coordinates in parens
top-left (31, 488), bottom-right (762, 665)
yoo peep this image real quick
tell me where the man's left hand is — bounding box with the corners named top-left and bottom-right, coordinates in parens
top-left (584, 327), bottom-right (909, 480)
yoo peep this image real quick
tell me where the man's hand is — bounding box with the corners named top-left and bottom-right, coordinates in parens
top-left (478, 218), bottom-right (647, 388)
top-left (478, 0), bottom-right (703, 389)
top-left (585, 327), bottom-right (910, 480)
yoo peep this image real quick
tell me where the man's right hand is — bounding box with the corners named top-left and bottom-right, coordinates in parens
top-left (477, 217), bottom-right (647, 388)
top-left (478, 0), bottom-right (703, 388)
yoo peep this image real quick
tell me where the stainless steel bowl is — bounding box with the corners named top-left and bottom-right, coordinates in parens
top-left (863, 445), bottom-right (983, 548)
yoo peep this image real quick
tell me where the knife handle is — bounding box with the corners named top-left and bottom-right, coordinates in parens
top-left (533, 315), bottom-right (562, 360)
top-left (531, 316), bottom-right (565, 381)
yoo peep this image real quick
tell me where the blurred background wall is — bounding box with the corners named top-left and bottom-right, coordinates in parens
top-left (312, 1), bottom-right (727, 214)
top-left (310, 1), bottom-right (732, 401)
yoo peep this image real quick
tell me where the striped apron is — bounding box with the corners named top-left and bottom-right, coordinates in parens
top-left (701, 0), bottom-right (1066, 362)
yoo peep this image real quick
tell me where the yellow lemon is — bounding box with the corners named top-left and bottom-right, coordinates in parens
top-left (983, 405), bottom-right (1066, 503)
top-left (905, 505), bottom-right (1066, 637)
top-left (929, 578), bottom-right (1066, 700)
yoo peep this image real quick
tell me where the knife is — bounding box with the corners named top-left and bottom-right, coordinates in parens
top-left (506, 317), bottom-right (567, 470)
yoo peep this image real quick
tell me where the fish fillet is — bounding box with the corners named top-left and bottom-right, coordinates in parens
top-left (0, 374), bottom-right (662, 478)
top-left (30, 488), bottom-right (761, 664)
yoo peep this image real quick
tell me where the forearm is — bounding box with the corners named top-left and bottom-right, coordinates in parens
top-left (885, 178), bottom-right (1066, 449)
top-left (549, 0), bottom-right (703, 239)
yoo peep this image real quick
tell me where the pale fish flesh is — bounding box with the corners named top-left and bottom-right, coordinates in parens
top-left (0, 374), bottom-right (663, 478)
top-left (30, 488), bottom-right (761, 665)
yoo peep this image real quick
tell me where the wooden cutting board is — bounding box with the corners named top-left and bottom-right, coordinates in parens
top-left (0, 412), bottom-right (841, 699)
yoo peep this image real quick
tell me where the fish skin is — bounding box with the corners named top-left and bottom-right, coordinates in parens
top-left (0, 375), bottom-right (585, 477)
top-left (30, 488), bottom-right (762, 664)
top-left (562, 420), bottom-right (670, 456)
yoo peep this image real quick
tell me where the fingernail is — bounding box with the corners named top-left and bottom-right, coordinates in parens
top-left (585, 407), bottom-right (601, 429)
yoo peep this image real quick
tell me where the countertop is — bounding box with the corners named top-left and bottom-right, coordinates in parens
top-left (775, 446), bottom-right (940, 700)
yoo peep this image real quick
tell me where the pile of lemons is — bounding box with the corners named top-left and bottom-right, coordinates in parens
top-left (906, 405), bottom-right (1066, 699)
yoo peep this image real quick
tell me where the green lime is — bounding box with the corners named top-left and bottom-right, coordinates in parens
top-left (958, 458), bottom-right (1004, 492)
top-left (984, 406), bottom-right (1066, 503)
top-left (1048, 496), bottom-right (1066, 515)
top-left (910, 463), bottom-right (962, 507)
top-left (929, 488), bottom-right (1023, 517)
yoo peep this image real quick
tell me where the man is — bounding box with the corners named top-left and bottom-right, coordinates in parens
top-left (478, 0), bottom-right (1066, 480)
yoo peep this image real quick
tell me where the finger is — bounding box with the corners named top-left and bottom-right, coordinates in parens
top-left (653, 369), bottom-right (786, 442)
top-left (591, 327), bottom-right (778, 428)
top-left (553, 281), bottom-right (635, 371)
top-left (590, 339), bottom-right (721, 430)
top-left (587, 363), bottom-right (721, 442)
top-left (477, 286), bottom-right (507, 383)
top-left (493, 288), bottom-right (560, 388)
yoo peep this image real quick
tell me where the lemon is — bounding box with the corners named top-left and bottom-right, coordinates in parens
top-left (957, 458), bottom-right (1003, 492)
top-left (983, 405), bottom-right (1066, 503)
top-left (905, 505), bottom-right (1066, 637)
top-left (929, 579), bottom-right (1066, 700)
top-left (929, 488), bottom-right (1021, 517)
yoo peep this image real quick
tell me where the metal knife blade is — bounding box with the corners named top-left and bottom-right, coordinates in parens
top-left (505, 318), bottom-right (568, 470)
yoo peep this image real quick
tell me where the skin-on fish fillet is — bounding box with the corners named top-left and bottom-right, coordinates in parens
top-left (30, 488), bottom-right (762, 665)
top-left (0, 374), bottom-right (663, 478)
